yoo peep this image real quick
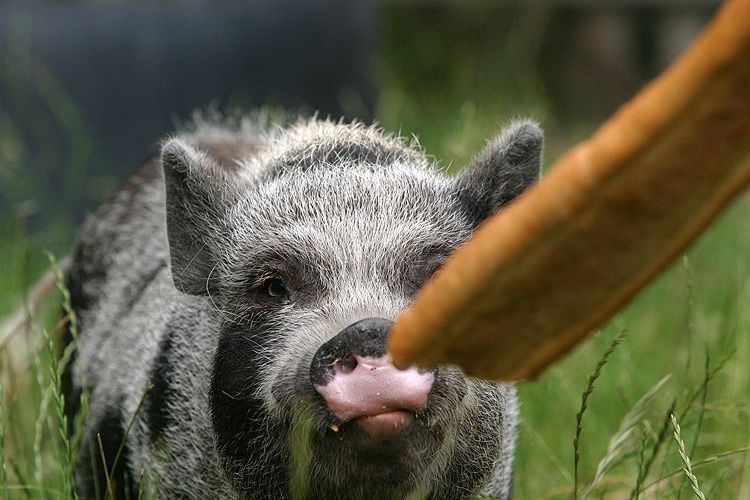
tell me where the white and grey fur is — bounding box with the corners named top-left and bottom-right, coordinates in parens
top-left (65, 114), bottom-right (543, 500)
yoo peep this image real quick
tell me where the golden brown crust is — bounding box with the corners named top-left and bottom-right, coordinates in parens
top-left (388, 0), bottom-right (750, 381)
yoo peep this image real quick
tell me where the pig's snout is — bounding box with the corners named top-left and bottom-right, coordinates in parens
top-left (311, 318), bottom-right (434, 434)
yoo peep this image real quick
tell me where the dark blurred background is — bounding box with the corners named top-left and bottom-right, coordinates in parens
top-left (0, 0), bottom-right (720, 257)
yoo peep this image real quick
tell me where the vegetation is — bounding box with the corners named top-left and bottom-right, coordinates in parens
top-left (1, 3), bottom-right (748, 499)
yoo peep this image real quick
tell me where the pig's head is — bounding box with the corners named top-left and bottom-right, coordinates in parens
top-left (161, 120), bottom-right (542, 500)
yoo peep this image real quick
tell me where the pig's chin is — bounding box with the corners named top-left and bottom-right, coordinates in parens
top-left (312, 410), bottom-right (435, 489)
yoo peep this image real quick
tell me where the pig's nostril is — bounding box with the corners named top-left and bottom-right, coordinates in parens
top-left (310, 318), bottom-right (393, 386)
top-left (335, 356), bottom-right (358, 374)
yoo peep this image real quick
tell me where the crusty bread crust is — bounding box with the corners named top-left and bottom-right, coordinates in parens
top-left (388, 0), bottom-right (750, 381)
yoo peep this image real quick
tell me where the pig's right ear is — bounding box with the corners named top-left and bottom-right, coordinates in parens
top-left (161, 138), bottom-right (237, 296)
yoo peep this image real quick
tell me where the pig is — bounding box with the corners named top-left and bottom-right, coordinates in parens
top-left (64, 113), bottom-right (542, 500)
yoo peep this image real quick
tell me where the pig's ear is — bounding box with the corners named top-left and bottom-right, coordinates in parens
top-left (161, 138), bottom-right (236, 296)
top-left (455, 121), bottom-right (543, 225)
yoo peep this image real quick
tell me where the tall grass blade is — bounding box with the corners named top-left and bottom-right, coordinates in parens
top-left (650, 349), bottom-right (734, 499)
top-left (137, 466), bottom-right (146, 500)
top-left (630, 400), bottom-right (676, 500)
top-left (633, 431), bottom-right (649, 500)
top-left (521, 419), bottom-right (574, 485)
top-left (40, 253), bottom-right (79, 499)
top-left (97, 434), bottom-right (115, 500)
top-left (643, 446), bottom-right (750, 492)
top-left (682, 349), bottom-right (733, 445)
top-left (44, 323), bottom-right (74, 497)
top-left (681, 256), bottom-right (695, 371)
top-left (581, 374), bottom-right (671, 500)
top-left (106, 383), bottom-right (152, 498)
top-left (690, 351), bottom-right (711, 458)
top-left (49, 251), bottom-right (89, 500)
top-left (574, 330), bottom-right (626, 500)
top-left (671, 413), bottom-right (706, 500)
top-left (0, 381), bottom-right (11, 500)
top-left (33, 376), bottom-right (55, 494)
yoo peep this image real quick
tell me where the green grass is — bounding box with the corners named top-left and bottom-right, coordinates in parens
top-left (510, 192), bottom-right (750, 499)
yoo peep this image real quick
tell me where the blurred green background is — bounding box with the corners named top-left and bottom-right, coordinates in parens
top-left (3, 1), bottom-right (749, 499)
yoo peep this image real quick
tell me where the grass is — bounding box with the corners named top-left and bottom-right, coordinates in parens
top-left (2, 4), bottom-right (749, 498)
top-left (573, 331), bottom-right (627, 499)
top-left (510, 191), bottom-right (750, 499)
top-left (671, 413), bottom-right (706, 500)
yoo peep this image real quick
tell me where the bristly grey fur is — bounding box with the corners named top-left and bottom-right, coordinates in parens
top-left (65, 113), bottom-right (542, 500)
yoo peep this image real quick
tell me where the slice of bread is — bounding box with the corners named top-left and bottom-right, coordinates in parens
top-left (388, 0), bottom-right (750, 381)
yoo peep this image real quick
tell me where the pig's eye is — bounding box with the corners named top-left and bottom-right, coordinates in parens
top-left (417, 254), bottom-right (448, 283)
top-left (261, 276), bottom-right (288, 298)
top-left (405, 253), bottom-right (449, 295)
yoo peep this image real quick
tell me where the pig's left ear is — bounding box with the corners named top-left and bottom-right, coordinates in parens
top-left (455, 121), bottom-right (543, 224)
top-left (161, 138), bottom-right (239, 296)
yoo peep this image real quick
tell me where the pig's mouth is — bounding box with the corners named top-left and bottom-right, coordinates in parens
top-left (326, 408), bottom-right (419, 442)
top-left (355, 409), bottom-right (418, 441)
top-left (316, 410), bottom-right (431, 469)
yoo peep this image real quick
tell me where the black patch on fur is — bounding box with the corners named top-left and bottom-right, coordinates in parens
top-left (209, 318), bottom-right (288, 498)
top-left (145, 327), bottom-right (177, 446)
top-left (403, 249), bottom-right (452, 298)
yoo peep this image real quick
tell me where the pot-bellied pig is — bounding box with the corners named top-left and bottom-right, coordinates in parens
top-left (65, 114), bottom-right (542, 500)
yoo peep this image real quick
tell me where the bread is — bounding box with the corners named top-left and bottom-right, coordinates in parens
top-left (388, 0), bottom-right (750, 381)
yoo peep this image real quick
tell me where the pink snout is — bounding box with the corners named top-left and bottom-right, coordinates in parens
top-left (314, 353), bottom-right (434, 421)
top-left (309, 318), bottom-right (434, 439)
